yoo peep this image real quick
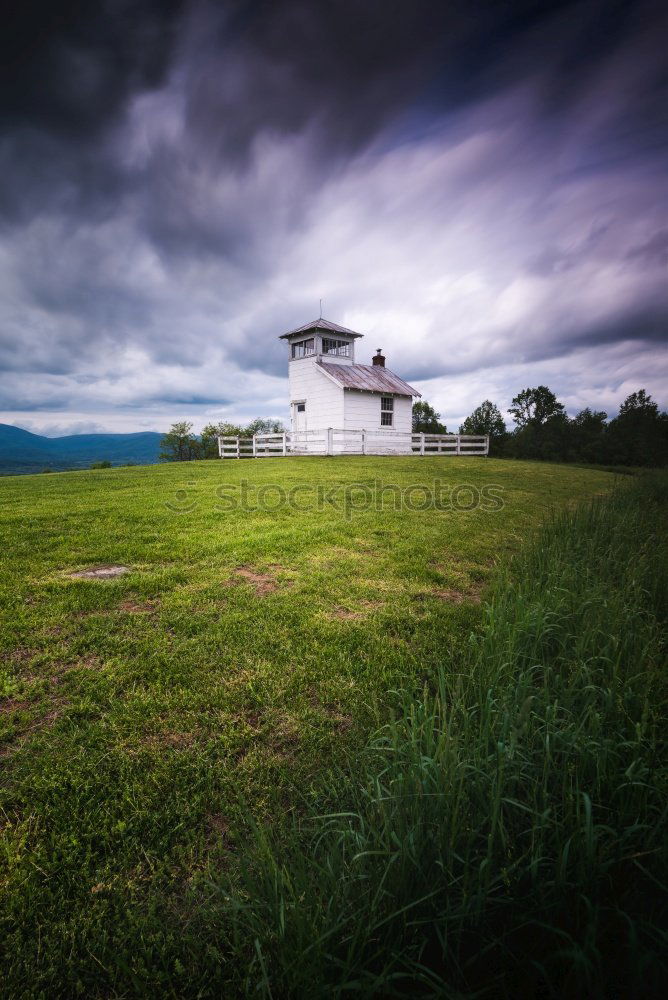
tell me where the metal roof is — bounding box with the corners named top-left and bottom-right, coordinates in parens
top-left (279, 317), bottom-right (364, 339)
top-left (317, 362), bottom-right (421, 397)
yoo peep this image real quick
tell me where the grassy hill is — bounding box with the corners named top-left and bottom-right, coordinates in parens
top-left (1, 457), bottom-right (664, 996)
top-left (0, 422), bottom-right (162, 473)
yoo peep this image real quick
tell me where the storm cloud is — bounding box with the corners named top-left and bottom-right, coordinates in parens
top-left (1, 0), bottom-right (667, 433)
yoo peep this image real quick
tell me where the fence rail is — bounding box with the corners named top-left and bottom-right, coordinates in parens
top-left (218, 430), bottom-right (488, 458)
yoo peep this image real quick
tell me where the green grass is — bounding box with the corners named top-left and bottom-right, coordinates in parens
top-left (211, 472), bottom-right (668, 998)
top-left (0, 457), bottom-right (626, 995)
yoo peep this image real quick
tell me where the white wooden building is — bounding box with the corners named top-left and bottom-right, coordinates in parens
top-left (280, 318), bottom-right (420, 451)
top-left (218, 317), bottom-right (489, 458)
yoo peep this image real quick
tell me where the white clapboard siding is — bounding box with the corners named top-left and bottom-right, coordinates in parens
top-left (288, 359), bottom-right (344, 431)
top-left (341, 391), bottom-right (413, 433)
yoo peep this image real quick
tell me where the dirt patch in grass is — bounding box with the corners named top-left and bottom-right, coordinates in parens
top-left (68, 565), bottom-right (131, 579)
top-left (228, 565), bottom-right (286, 596)
top-left (17, 656), bottom-right (105, 689)
top-left (0, 698), bottom-right (31, 716)
top-left (325, 708), bottom-right (353, 732)
top-left (76, 655), bottom-right (104, 670)
top-left (269, 732), bottom-right (300, 759)
top-left (434, 587), bottom-right (482, 604)
top-left (161, 731), bottom-right (195, 749)
top-left (118, 598), bottom-right (160, 613)
top-left (240, 711), bottom-right (301, 759)
top-left (1, 697), bottom-right (70, 755)
top-left (308, 690), bottom-right (354, 732)
top-left (1, 647), bottom-right (37, 666)
top-left (141, 729), bottom-right (197, 751)
top-left (48, 655), bottom-right (103, 677)
top-left (42, 625), bottom-right (65, 639)
top-left (353, 539), bottom-right (377, 552)
top-left (206, 813), bottom-right (231, 847)
top-left (39, 704), bottom-right (69, 727)
top-left (243, 710), bottom-right (263, 730)
top-left (330, 607), bottom-right (363, 620)
top-left (413, 587), bottom-right (482, 605)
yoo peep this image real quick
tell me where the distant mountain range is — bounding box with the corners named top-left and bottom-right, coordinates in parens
top-left (0, 423), bottom-right (163, 474)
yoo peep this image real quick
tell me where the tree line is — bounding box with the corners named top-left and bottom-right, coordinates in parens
top-left (160, 419), bottom-right (284, 462)
top-left (413, 387), bottom-right (668, 466)
top-left (161, 386), bottom-right (667, 467)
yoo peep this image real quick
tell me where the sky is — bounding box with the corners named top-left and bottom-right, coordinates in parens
top-left (1, 0), bottom-right (667, 436)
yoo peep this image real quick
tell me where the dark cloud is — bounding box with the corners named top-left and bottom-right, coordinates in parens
top-left (1, 0), bottom-right (667, 433)
top-left (0, 0), bottom-right (185, 136)
top-left (562, 306), bottom-right (668, 351)
top-left (401, 305), bottom-right (668, 383)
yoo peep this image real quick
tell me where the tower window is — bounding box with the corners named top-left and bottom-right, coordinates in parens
top-left (322, 338), bottom-right (351, 357)
top-left (380, 396), bottom-right (394, 426)
top-left (291, 338), bottom-right (315, 359)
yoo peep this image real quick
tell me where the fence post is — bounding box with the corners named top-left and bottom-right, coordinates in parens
top-left (420, 432), bottom-right (425, 456)
top-left (361, 429), bottom-right (366, 455)
top-left (236, 436), bottom-right (240, 459)
top-left (252, 434), bottom-right (257, 458)
top-left (484, 435), bottom-right (489, 456)
top-left (282, 432), bottom-right (287, 456)
top-left (456, 435), bottom-right (461, 456)
top-left (218, 436), bottom-right (223, 458)
top-left (325, 427), bottom-right (332, 456)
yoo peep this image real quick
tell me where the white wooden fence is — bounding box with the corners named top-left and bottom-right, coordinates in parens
top-left (218, 429), bottom-right (488, 458)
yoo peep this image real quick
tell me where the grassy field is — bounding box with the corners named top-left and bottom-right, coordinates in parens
top-left (225, 472), bottom-right (667, 998)
top-left (0, 457), bottom-right (639, 995)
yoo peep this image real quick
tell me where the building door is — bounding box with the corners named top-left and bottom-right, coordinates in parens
top-left (293, 401), bottom-right (307, 434)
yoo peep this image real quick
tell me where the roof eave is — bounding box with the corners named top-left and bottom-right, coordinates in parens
top-left (279, 318), bottom-right (364, 339)
top-left (279, 330), bottom-right (364, 340)
top-left (343, 386), bottom-right (418, 397)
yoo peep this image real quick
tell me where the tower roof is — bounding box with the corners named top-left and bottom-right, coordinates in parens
top-left (278, 317), bottom-right (364, 339)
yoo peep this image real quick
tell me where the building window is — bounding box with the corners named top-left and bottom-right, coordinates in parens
top-left (322, 337), bottom-right (351, 357)
top-left (380, 395), bottom-right (394, 426)
top-left (296, 403), bottom-right (305, 412)
top-left (291, 338), bottom-right (315, 359)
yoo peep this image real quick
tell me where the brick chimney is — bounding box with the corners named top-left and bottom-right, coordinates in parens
top-left (372, 348), bottom-right (385, 367)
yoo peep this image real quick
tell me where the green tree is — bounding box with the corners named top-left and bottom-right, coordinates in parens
top-left (618, 388), bottom-right (659, 418)
top-left (245, 418), bottom-right (285, 436)
top-left (509, 386), bottom-right (565, 428)
top-left (570, 409), bottom-right (607, 463)
top-left (159, 421), bottom-right (201, 462)
top-left (459, 400), bottom-right (506, 438)
top-left (606, 390), bottom-right (668, 467)
top-left (412, 401), bottom-right (447, 433)
top-left (199, 419), bottom-right (286, 459)
top-left (90, 460), bottom-right (112, 469)
top-left (507, 387), bottom-right (569, 462)
top-left (200, 422), bottom-right (243, 460)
